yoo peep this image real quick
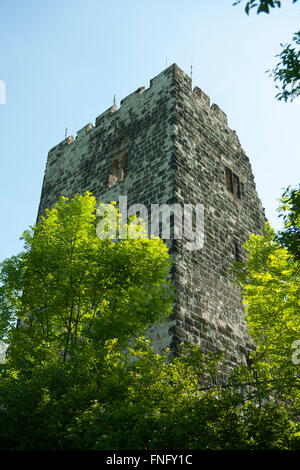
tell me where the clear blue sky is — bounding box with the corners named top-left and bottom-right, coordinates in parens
top-left (0, 0), bottom-right (299, 262)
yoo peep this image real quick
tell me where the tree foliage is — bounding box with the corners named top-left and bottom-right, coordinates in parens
top-left (233, 0), bottom-right (298, 15)
top-left (232, 223), bottom-right (300, 370)
top-left (270, 31), bottom-right (300, 101)
top-left (63, 340), bottom-right (298, 451)
top-left (230, 215), bottom-right (300, 430)
top-left (0, 336), bottom-right (298, 450)
top-left (0, 192), bottom-right (173, 371)
top-left (233, 0), bottom-right (300, 102)
top-left (0, 192), bottom-right (299, 450)
top-left (277, 184), bottom-right (300, 260)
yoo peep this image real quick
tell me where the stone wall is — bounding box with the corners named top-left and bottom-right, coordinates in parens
top-left (37, 64), bottom-right (266, 368)
top-left (169, 66), bottom-right (265, 369)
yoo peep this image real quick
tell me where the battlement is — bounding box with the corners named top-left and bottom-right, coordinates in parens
top-left (48, 63), bottom-right (228, 157)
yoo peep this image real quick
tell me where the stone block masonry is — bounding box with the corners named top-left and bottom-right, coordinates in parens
top-left (37, 64), bottom-right (266, 370)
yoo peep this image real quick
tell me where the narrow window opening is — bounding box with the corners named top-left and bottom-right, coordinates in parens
top-left (225, 167), bottom-right (241, 199)
top-left (108, 150), bottom-right (128, 187)
top-left (225, 167), bottom-right (233, 193)
top-left (233, 240), bottom-right (241, 261)
top-left (109, 158), bottom-right (119, 188)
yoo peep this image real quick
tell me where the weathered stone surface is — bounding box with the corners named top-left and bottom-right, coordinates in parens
top-left (37, 64), bottom-right (266, 370)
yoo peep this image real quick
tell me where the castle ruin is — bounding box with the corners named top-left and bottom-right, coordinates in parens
top-left (37, 64), bottom-right (266, 368)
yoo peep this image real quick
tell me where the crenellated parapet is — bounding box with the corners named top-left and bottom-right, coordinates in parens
top-left (47, 64), bottom-right (230, 162)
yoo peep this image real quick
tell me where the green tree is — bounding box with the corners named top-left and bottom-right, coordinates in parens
top-left (1, 331), bottom-right (298, 450)
top-left (232, 223), bottom-right (300, 370)
top-left (0, 192), bottom-right (173, 449)
top-left (277, 184), bottom-right (300, 260)
top-left (230, 217), bottom-right (300, 429)
top-left (233, 0), bottom-right (300, 102)
top-left (0, 192), bottom-right (172, 370)
top-left (64, 339), bottom-right (298, 450)
top-left (234, 0), bottom-right (298, 16)
top-left (0, 192), bottom-right (298, 450)
top-left (271, 31), bottom-right (300, 102)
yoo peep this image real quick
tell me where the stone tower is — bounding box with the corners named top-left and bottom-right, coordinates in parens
top-left (37, 64), bottom-right (265, 369)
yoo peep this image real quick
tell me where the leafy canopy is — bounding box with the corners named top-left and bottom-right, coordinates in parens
top-left (233, 0), bottom-right (298, 16)
top-left (233, 0), bottom-right (300, 102)
top-left (231, 223), bottom-right (300, 370)
top-left (0, 192), bottom-right (299, 450)
top-left (277, 184), bottom-right (300, 260)
top-left (0, 192), bottom-right (173, 370)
